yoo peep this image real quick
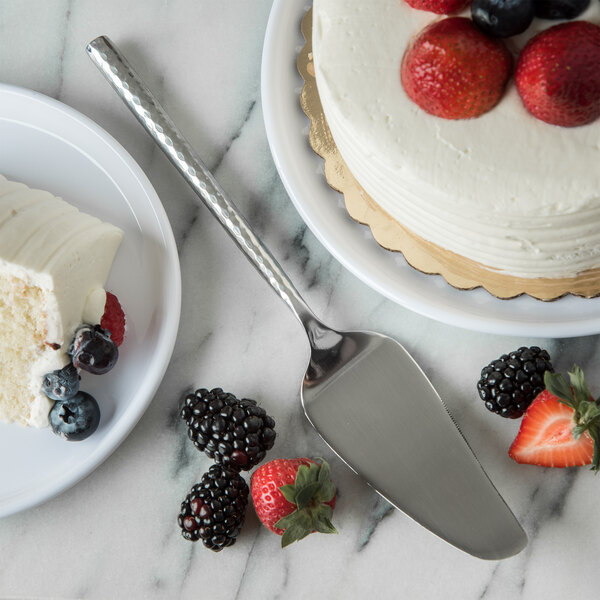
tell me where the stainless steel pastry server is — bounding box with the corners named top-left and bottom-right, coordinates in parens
top-left (86, 35), bottom-right (527, 559)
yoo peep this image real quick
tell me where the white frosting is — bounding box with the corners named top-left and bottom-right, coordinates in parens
top-left (0, 175), bottom-right (123, 427)
top-left (312, 0), bottom-right (600, 278)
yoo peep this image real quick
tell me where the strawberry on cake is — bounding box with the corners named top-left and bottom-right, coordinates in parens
top-left (311, 0), bottom-right (600, 283)
top-left (0, 175), bottom-right (123, 435)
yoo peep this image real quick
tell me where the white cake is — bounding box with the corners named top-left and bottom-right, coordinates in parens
top-left (0, 175), bottom-right (123, 427)
top-left (312, 0), bottom-right (600, 279)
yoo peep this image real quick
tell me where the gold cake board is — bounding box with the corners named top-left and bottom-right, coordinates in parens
top-left (297, 8), bottom-right (600, 301)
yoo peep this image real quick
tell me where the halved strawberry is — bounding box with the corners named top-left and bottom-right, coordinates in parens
top-left (401, 18), bottom-right (513, 120)
top-left (509, 367), bottom-right (600, 470)
top-left (515, 21), bottom-right (600, 127)
top-left (100, 291), bottom-right (125, 347)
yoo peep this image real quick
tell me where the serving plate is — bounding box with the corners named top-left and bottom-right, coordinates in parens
top-left (261, 0), bottom-right (600, 338)
top-left (0, 84), bottom-right (181, 517)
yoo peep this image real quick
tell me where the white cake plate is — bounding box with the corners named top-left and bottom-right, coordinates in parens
top-left (261, 0), bottom-right (600, 338)
top-left (0, 84), bottom-right (181, 518)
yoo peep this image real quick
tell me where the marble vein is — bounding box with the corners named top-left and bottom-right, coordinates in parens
top-left (177, 207), bottom-right (201, 247)
top-left (232, 530), bottom-right (262, 600)
top-left (477, 563), bottom-right (501, 600)
top-left (211, 99), bottom-right (258, 174)
top-left (53, 0), bottom-right (73, 100)
top-left (358, 496), bottom-right (395, 551)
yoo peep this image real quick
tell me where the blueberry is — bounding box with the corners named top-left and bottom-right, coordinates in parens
top-left (472, 0), bottom-right (534, 37)
top-left (70, 324), bottom-right (118, 375)
top-left (49, 391), bottom-right (100, 441)
top-left (534, 0), bottom-right (589, 19)
top-left (42, 363), bottom-right (80, 401)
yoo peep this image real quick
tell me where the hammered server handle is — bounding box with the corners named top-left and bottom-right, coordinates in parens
top-left (86, 35), bottom-right (318, 329)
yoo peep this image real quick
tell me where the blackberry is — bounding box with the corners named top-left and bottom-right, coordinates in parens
top-left (178, 465), bottom-right (249, 551)
top-left (181, 388), bottom-right (276, 470)
top-left (477, 346), bottom-right (553, 418)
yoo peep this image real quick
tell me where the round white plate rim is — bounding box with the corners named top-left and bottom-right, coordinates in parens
top-left (0, 83), bottom-right (182, 518)
top-left (260, 0), bottom-right (600, 339)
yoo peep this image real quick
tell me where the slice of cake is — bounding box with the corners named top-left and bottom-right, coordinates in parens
top-left (0, 175), bottom-right (123, 427)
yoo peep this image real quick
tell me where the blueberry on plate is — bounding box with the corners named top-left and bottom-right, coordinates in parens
top-left (534, 0), bottom-right (589, 19)
top-left (472, 0), bottom-right (535, 37)
top-left (42, 363), bottom-right (80, 401)
top-left (70, 324), bottom-right (118, 375)
top-left (49, 391), bottom-right (101, 441)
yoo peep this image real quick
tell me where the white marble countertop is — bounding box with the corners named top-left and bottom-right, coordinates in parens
top-left (1, 1), bottom-right (599, 598)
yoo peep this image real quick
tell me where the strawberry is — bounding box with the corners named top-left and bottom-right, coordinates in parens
top-left (401, 17), bottom-right (513, 120)
top-left (404, 0), bottom-right (470, 15)
top-left (509, 367), bottom-right (600, 470)
top-left (515, 21), bottom-right (600, 127)
top-left (100, 291), bottom-right (125, 347)
top-left (250, 458), bottom-right (337, 547)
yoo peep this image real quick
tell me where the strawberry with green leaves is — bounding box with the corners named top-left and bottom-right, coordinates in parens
top-left (509, 366), bottom-right (600, 470)
top-left (251, 458), bottom-right (337, 547)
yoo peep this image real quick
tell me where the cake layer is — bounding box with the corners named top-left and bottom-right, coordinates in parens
top-left (0, 175), bottom-right (123, 426)
top-left (312, 0), bottom-right (600, 279)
